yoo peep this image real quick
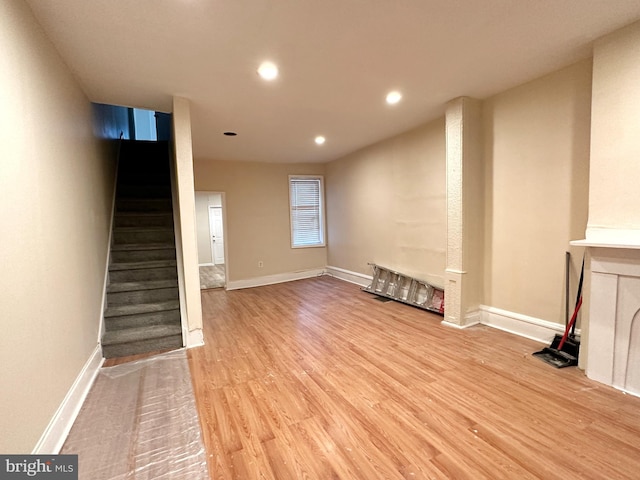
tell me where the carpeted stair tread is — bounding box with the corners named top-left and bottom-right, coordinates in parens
top-left (111, 242), bottom-right (175, 251)
top-left (114, 212), bottom-right (173, 223)
top-left (112, 227), bottom-right (175, 245)
top-left (101, 335), bottom-right (182, 358)
top-left (104, 308), bottom-right (181, 330)
top-left (104, 300), bottom-right (180, 318)
top-left (102, 324), bottom-right (182, 346)
top-left (116, 200), bottom-right (172, 206)
top-left (116, 198), bottom-right (172, 212)
top-left (116, 185), bottom-right (172, 198)
top-left (114, 214), bottom-right (174, 228)
top-left (114, 212), bottom-right (173, 221)
top-left (115, 211), bottom-right (173, 217)
top-left (108, 266), bottom-right (177, 283)
top-left (110, 244), bottom-right (176, 263)
top-left (113, 226), bottom-right (174, 233)
top-left (109, 259), bottom-right (177, 271)
top-left (107, 279), bottom-right (178, 293)
top-left (117, 197), bottom-right (172, 203)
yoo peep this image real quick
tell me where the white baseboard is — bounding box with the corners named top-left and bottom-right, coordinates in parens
top-left (186, 328), bottom-right (204, 348)
top-left (198, 262), bottom-right (215, 267)
top-left (441, 319), bottom-right (481, 329)
top-left (441, 309), bottom-right (482, 329)
top-left (614, 386), bottom-right (640, 399)
top-left (226, 268), bottom-right (326, 290)
top-left (479, 305), bottom-right (578, 344)
top-left (32, 345), bottom-right (104, 454)
top-left (325, 265), bottom-right (372, 287)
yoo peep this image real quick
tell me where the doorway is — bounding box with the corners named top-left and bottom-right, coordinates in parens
top-left (195, 191), bottom-right (227, 289)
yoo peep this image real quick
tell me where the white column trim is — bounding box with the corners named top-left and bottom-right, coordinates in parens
top-left (186, 328), bottom-right (204, 348)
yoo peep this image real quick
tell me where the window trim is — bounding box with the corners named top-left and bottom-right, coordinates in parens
top-left (288, 175), bottom-right (326, 249)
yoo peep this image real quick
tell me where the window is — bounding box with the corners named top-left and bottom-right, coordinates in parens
top-left (289, 176), bottom-right (325, 248)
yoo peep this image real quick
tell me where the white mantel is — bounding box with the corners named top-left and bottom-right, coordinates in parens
top-left (572, 228), bottom-right (640, 250)
top-left (571, 240), bottom-right (640, 395)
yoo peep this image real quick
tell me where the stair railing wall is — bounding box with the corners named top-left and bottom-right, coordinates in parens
top-left (98, 134), bottom-right (125, 350)
top-left (167, 141), bottom-right (189, 347)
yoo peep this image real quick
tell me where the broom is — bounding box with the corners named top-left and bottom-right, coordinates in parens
top-left (532, 254), bottom-right (584, 368)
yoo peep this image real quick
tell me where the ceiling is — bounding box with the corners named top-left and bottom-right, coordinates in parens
top-left (26, 1), bottom-right (640, 164)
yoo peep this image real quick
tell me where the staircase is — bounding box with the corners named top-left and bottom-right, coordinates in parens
top-left (102, 140), bottom-right (183, 358)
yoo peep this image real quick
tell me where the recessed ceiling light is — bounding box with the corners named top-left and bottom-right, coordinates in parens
top-left (315, 136), bottom-right (326, 145)
top-left (223, 131), bottom-right (237, 136)
top-left (386, 91), bottom-right (402, 105)
top-left (257, 61), bottom-right (278, 81)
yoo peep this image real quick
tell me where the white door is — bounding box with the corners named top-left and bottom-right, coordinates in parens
top-left (208, 206), bottom-right (225, 265)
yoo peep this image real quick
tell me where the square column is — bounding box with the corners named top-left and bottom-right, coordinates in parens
top-left (444, 97), bottom-right (484, 327)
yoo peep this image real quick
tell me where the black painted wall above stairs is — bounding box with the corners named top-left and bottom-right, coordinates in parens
top-left (102, 141), bottom-right (183, 358)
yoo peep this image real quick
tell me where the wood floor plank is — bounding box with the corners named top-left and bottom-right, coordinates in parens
top-left (188, 276), bottom-right (640, 479)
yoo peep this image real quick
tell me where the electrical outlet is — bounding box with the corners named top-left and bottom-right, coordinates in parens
top-left (258, 261), bottom-right (264, 268)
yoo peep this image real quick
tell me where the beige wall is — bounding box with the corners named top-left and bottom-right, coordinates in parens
top-left (0, 1), bottom-right (115, 452)
top-left (483, 59), bottom-right (592, 323)
top-left (194, 160), bottom-right (327, 281)
top-left (588, 20), bottom-right (640, 237)
top-left (325, 119), bottom-right (446, 286)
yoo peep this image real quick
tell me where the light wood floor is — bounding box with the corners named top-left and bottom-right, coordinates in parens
top-left (188, 276), bottom-right (640, 479)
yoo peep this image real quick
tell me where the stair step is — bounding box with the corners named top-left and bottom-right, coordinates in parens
top-left (102, 324), bottom-right (182, 346)
top-left (104, 308), bottom-right (181, 330)
top-left (111, 242), bottom-right (174, 251)
top-left (113, 227), bottom-right (174, 235)
top-left (104, 300), bottom-right (180, 318)
top-left (116, 185), bottom-right (172, 198)
top-left (110, 244), bottom-right (176, 263)
top-left (107, 279), bottom-right (178, 293)
top-left (116, 177), bottom-right (171, 190)
top-left (119, 157), bottom-right (169, 168)
top-left (112, 227), bottom-right (174, 244)
top-left (101, 334), bottom-right (183, 359)
top-left (116, 198), bottom-right (173, 212)
top-left (114, 212), bottom-right (173, 228)
top-left (110, 259), bottom-right (177, 271)
top-left (114, 226), bottom-right (173, 232)
top-left (109, 265), bottom-right (177, 283)
top-left (107, 286), bottom-right (178, 306)
top-left (101, 321), bottom-right (183, 358)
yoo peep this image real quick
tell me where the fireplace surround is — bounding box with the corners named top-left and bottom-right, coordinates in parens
top-left (576, 243), bottom-right (640, 396)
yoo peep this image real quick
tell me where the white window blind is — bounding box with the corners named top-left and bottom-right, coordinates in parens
top-left (289, 176), bottom-right (325, 247)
